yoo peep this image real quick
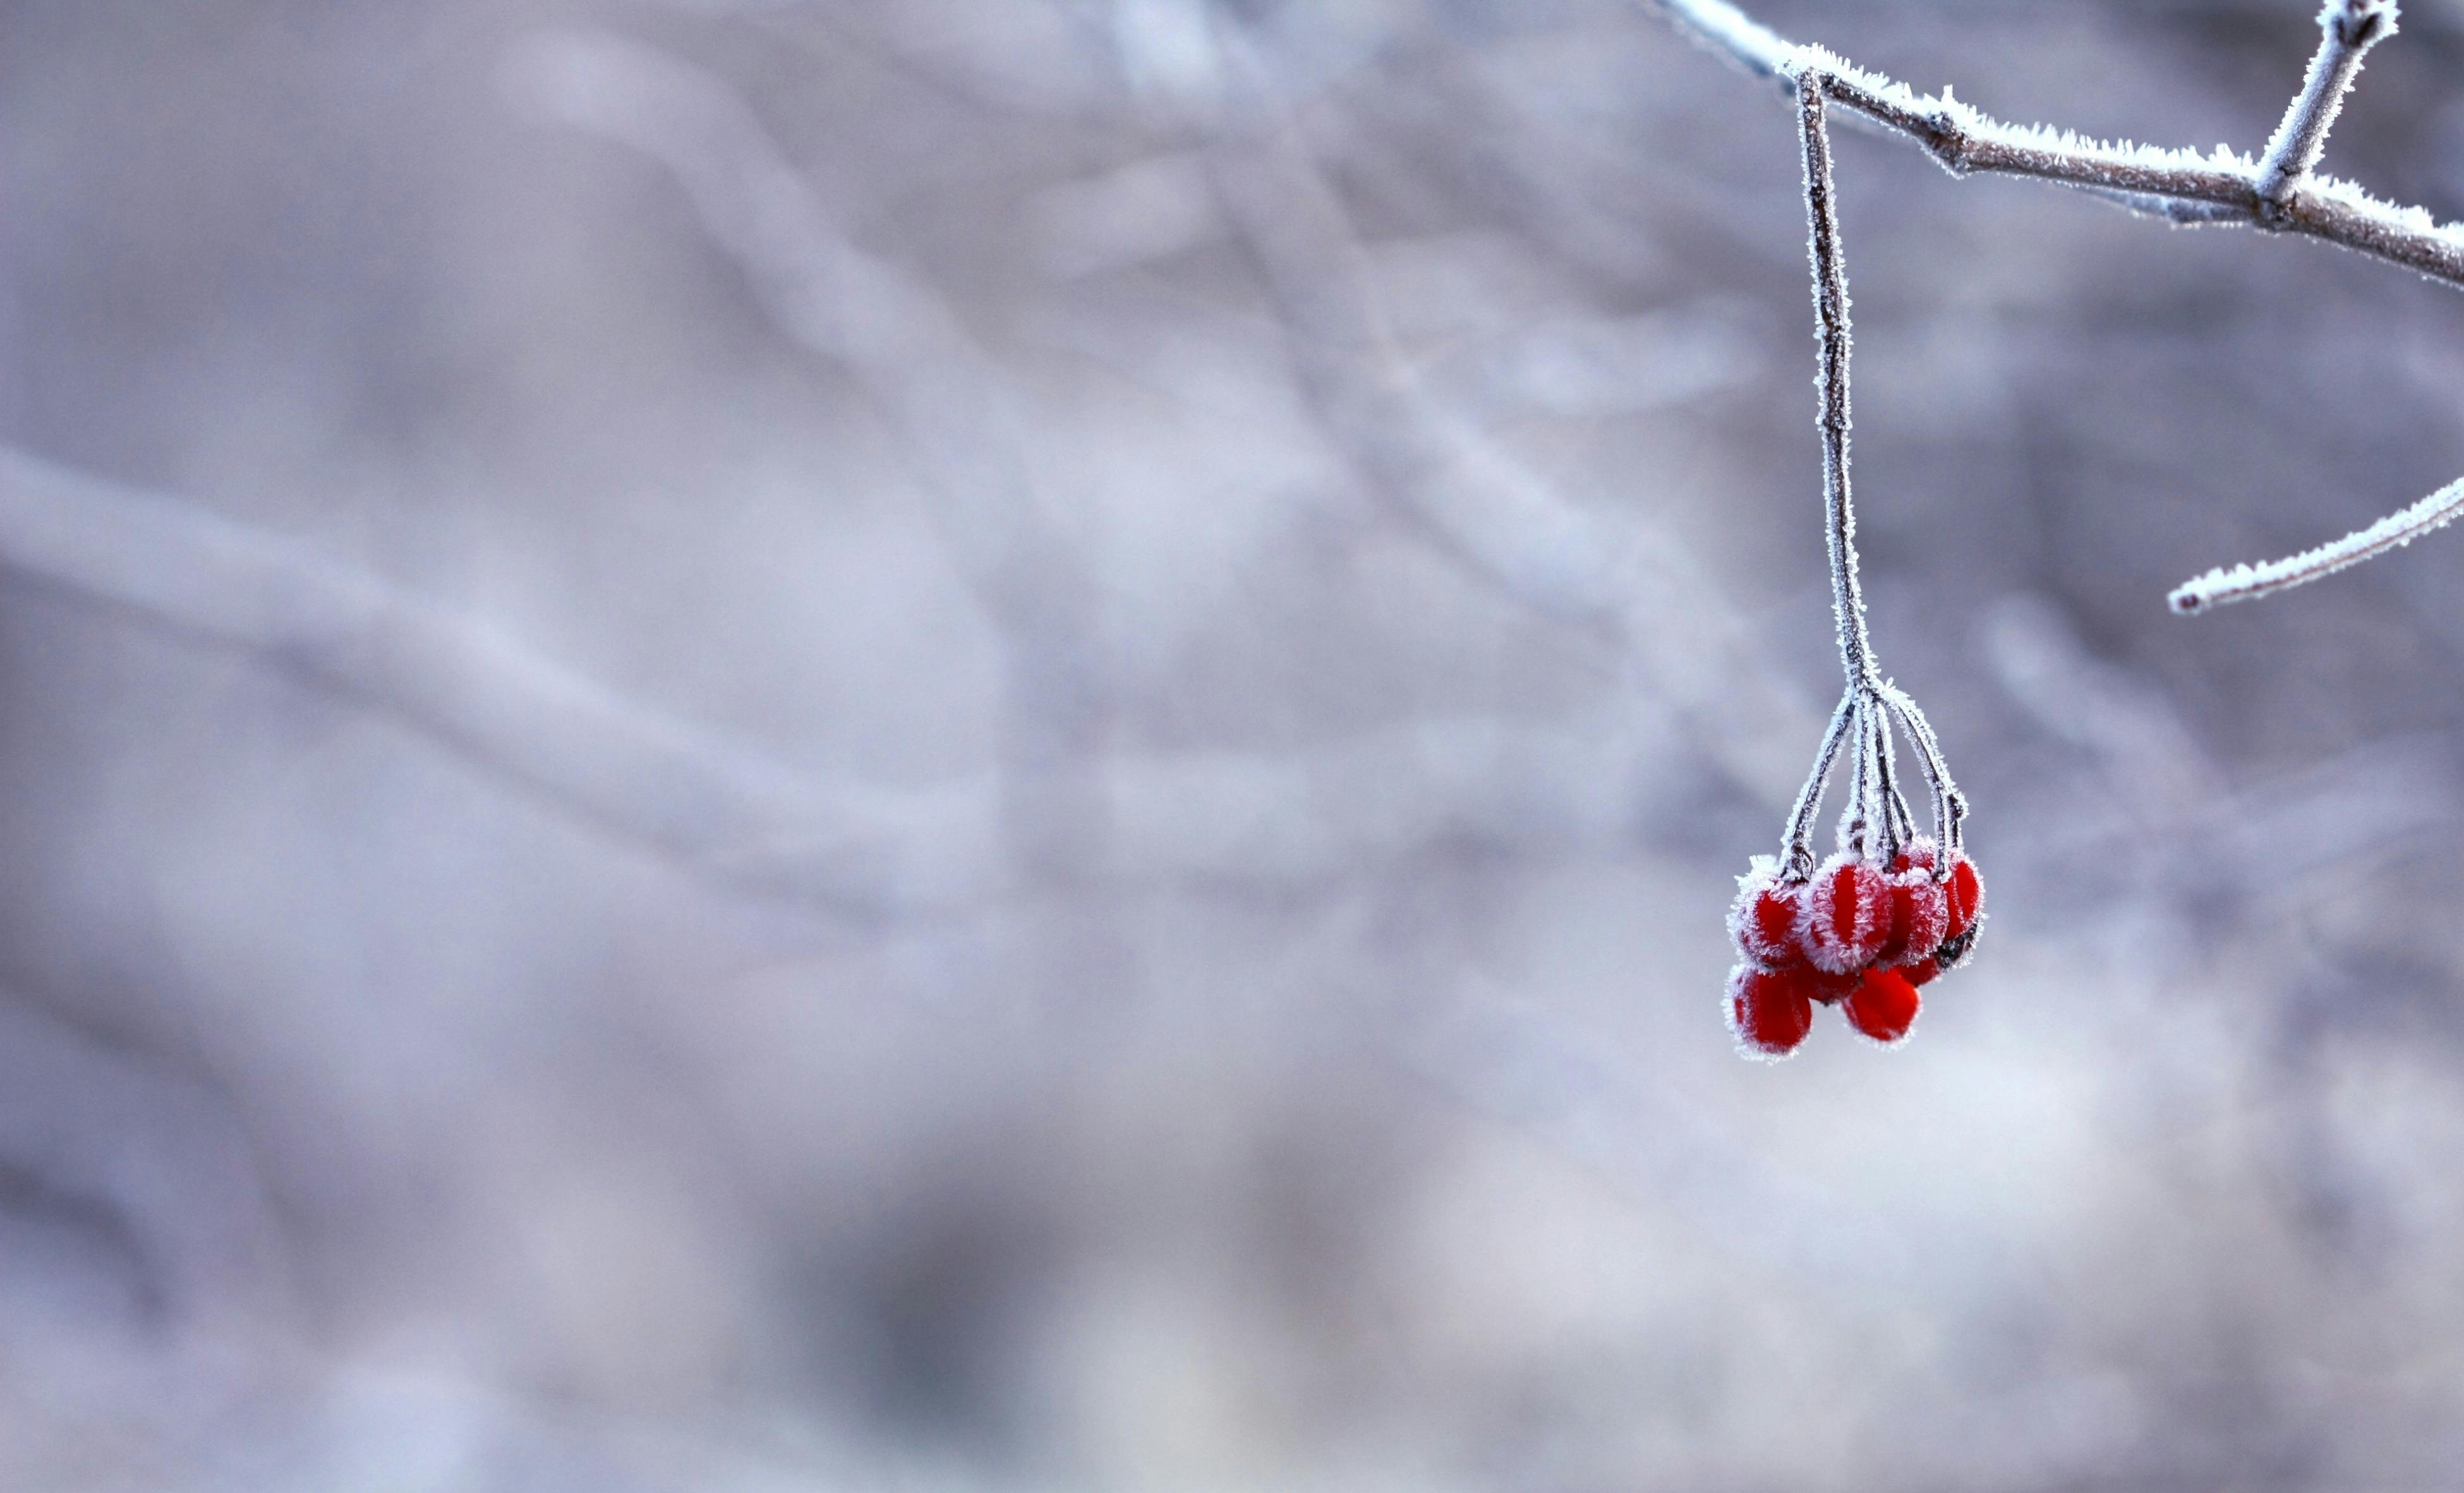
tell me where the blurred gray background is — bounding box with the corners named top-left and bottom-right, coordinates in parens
top-left (7, 0), bottom-right (2464, 1487)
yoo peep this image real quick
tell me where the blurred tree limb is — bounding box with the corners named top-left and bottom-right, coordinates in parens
top-left (0, 447), bottom-right (1701, 916)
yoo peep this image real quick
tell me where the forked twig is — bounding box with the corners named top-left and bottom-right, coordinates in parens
top-left (1640, 0), bottom-right (2464, 610)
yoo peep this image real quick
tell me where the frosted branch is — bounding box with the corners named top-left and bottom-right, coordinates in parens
top-left (1642, 4), bottom-right (2464, 609)
top-left (1633, 0), bottom-right (1791, 79)
top-left (1637, 7), bottom-right (2464, 287)
top-left (2256, 1), bottom-right (2397, 220)
top-left (2170, 476), bottom-right (2464, 614)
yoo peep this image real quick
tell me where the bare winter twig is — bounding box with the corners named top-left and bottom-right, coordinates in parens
top-left (1641, 0), bottom-right (2464, 610)
top-left (2257, 0), bottom-right (2397, 221)
top-left (2169, 476), bottom-right (2464, 614)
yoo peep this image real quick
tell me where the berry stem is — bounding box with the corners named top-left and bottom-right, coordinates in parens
top-left (1877, 683), bottom-right (1964, 866)
top-left (1796, 66), bottom-right (1878, 695)
top-left (1769, 66), bottom-right (1967, 886)
top-left (1781, 691), bottom-right (1857, 878)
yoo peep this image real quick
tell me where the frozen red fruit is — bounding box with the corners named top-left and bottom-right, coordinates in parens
top-left (1941, 851), bottom-right (1983, 942)
top-left (1801, 965), bottom-right (1860, 1005)
top-left (1889, 835), bottom-right (1938, 875)
top-left (1727, 964), bottom-right (1815, 1060)
top-left (1727, 857), bottom-right (1808, 968)
top-left (1799, 852), bottom-right (1889, 974)
top-left (1876, 862), bottom-right (1948, 968)
top-left (1903, 956), bottom-right (1942, 988)
top-left (1845, 966), bottom-right (1921, 1043)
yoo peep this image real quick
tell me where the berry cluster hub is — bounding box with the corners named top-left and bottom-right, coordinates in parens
top-left (1722, 68), bottom-right (1983, 1061)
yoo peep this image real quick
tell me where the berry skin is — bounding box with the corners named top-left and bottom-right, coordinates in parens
top-left (1942, 851), bottom-right (1983, 942)
top-left (1844, 966), bottom-right (1921, 1044)
top-left (1801, 965), bottom-right (1861, 1005)
top-left (1902, 956), bottom-right (1942, 989)
top-left (1727, 963), bottom-right (1815, 1060)
top-left (1727, 857), bottom-right (1808, 968)
top-left (1799, 852), bottom-right (1890, 974)
top-left (1929, 850), bottom-right (1983, 970)
top-left (1876, 861), bottom-right (1948, 969)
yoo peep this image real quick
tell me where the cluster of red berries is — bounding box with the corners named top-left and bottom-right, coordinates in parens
top-left (1724, 837), bottom-right (1982, 1059)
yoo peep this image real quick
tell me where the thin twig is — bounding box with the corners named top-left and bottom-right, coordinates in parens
top-left (1797, 68), bottom-right (1875, 693)
top-left (2170, 476), bottom-right (2464, 613)
top-left (1877, 683), bottom-right (1963, 859)
top-left (1780, 693), bottom-right (1856, 876)
top-left (1634, 0), bottom-right (1790, 79)
top-left (2256, 1), bottom-right (2397, 221)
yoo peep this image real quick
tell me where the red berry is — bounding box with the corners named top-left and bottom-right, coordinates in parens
top-left (1802, 965), bottom-right (1860, 1005)
top-left (1727, 858), bottom-right (1807, 968)
top-left (1903, 956), bottom-right (1942, 988)
top-left (1876, 862), bottom-right (1948, 968)
top-left (1890, 836), bottom-right (1938, 875)
top-left (1799, 853), bottom-right (1889, 974)
top-left (1727, 964), bottom-right (1815, 1060)
top-left (1844, 967), bottom-right (1921, 1044)
top-left (1942, 851), bottom-right (1983, 941)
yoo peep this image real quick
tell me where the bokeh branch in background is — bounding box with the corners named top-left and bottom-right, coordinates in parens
top-left (0, 433), bottom-right (1708, 924)
top-left (0, 446), bottom-right (994, 917)
top-left (1643, 0), bottom-right (2464, 610)
top-left (1186, 25), bottom-right (1817, 806)
top-left (506, 28), bottom-right (1123, 929)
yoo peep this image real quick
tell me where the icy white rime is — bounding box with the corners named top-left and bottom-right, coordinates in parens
top-left (1643, 0), bottom-right (2464, 612)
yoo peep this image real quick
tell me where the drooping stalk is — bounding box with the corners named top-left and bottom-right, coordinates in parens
top-left (1772, 64), bottom-right (1964, 881)
top-left (1796, 70), bottom-right (1878, 694)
